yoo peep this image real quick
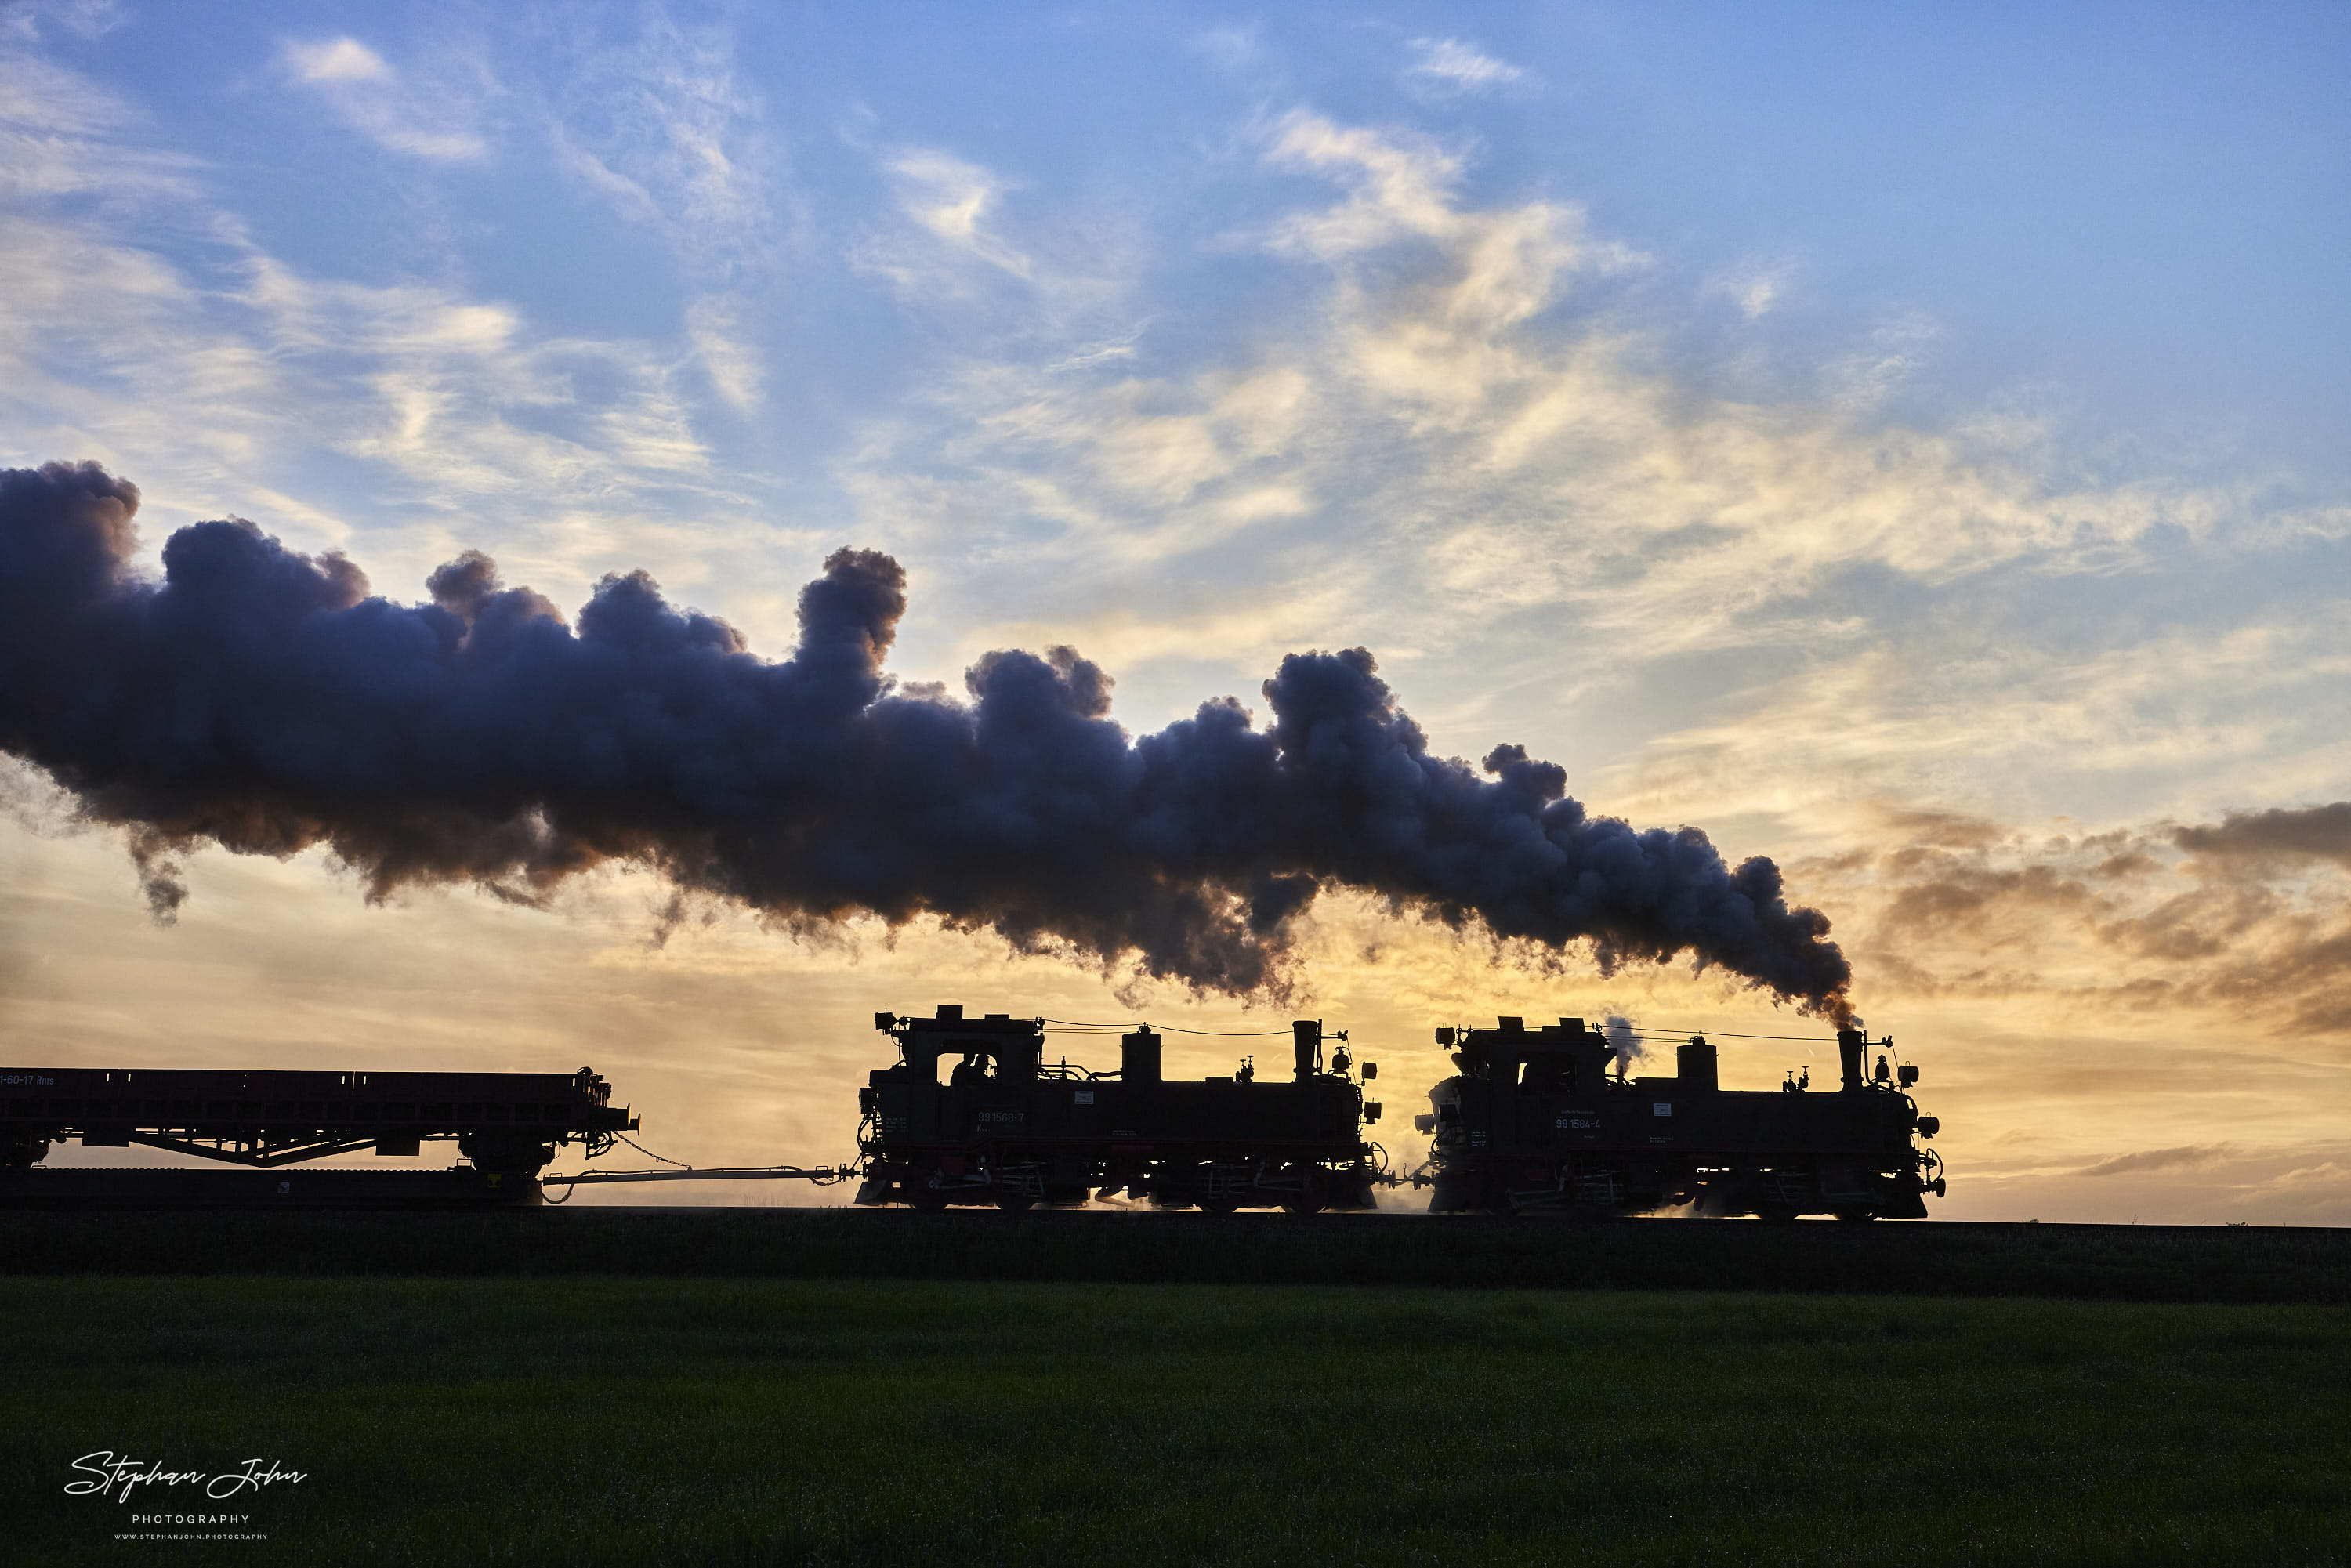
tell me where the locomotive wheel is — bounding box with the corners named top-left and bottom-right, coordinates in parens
top-left (1756, 1203), bottom-right (1800, 1222)
top-left (1834, 1209), bottom-right (1878, 1223)
top-left (1197, 1193), bottom-right (1243, 1215)
top-left (994, 1192), bottom-right (1037, 1211)
top-left (909, 1184), bottom-right (951, 1211)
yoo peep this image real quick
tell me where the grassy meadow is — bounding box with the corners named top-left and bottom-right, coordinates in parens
top-left (7, 1208), bottom-right (2349, 1301)
top-left (5, 1274), bottom-right (2347, 1566)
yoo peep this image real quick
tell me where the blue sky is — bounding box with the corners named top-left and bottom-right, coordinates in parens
top-left (50, 2), bottom-right (2349, 488)
top-left (4, 0), bottom-right (2350, 1220)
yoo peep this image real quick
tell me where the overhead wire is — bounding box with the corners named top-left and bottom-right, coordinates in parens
top-left (1041, 1017), bottom-right (1293, 1037)
top-left (1615, 1027), bottom-right (1841, 1042)
top-left (1041, 1014), bottom-right (1832, 1042)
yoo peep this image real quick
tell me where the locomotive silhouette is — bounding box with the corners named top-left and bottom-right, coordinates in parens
top-left (1415, 1017), bottom-right (1943, 1219)
top-left (855, 1005), bottom-right (1943, 1219)
top-left (855, 1006), bottom-right (1382, 1212)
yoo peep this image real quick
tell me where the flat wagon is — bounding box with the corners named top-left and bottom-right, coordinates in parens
top-left (0, 1064), bottom-right (635, 1185)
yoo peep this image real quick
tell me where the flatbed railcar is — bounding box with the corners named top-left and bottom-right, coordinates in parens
top-left (855, 1005), bottom-right (1386, 1211)
top-left (0, 1064), bottom-right (636, 1186)
top-left (1413, 1018), bottom-right (1944, 1219)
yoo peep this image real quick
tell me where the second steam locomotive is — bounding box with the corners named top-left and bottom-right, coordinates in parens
top-left (856, 1005), bottom-right (1945, 1219)
top-left (1414, 1017), bottom-right (1944, 1219)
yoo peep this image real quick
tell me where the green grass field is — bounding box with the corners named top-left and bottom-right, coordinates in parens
top-left (5, 1275), bottom-right (2346, 1566)
top-left (9, 1208), bottom-right (2350, 1301)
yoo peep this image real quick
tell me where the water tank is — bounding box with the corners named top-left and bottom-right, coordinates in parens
top-left (1676, 1037), bottom-right (1718, 1092)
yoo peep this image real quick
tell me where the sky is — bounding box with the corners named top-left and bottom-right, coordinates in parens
top-left (3, 0), bottom-right (2349, 1221)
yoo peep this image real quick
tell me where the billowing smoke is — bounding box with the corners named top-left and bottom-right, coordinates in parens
top-left (0, 462), bottom-right (1853, 1018)
top-left (1603, 1014), bottom-right (1643, 1067)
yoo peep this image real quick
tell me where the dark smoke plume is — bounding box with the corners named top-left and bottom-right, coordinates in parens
top-left (0, 462), bottom-right (1854, 1018)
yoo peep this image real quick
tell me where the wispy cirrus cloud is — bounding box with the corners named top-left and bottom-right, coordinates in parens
top-left (853, 148), bottom-right (1034, 303)
top-left (234, 246), bottom-right (725, 502)
top-left (846, 109), bottom-right (2330, 682)
top-left (1707, 255), bottom-right (1797, 320)
top-left (1403, 37), bottom-right (1527, 97)
top-left (2, 0), bottom-right (121, 44)
top-left (542, 10), bottom-right (779, 273)
top-left (282, 36), bottom-right (489, 161)
top-left (535, 13), bottom-right (781, 416)
top-left (0, 53), bottom-right (197, 204)
top-left (0, 53), bottom-right (769, 607)
top-left (686, 294), bottom-right (765, 415)
top-left (892, 150), bottom-right (1029, 275)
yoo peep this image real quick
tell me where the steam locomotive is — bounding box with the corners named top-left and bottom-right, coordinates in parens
top-left (853, 1005), bottom-right (1385, 1211)
top-left (1413, 1018), bottom-right (1944, 1219)
top-left (856, 1005), bottom-right (1944, 1219)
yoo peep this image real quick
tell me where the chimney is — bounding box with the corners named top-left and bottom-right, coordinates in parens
top-left (1121, 1026), bottom-right (1162, 1084)
top-left (1676, 1035), bottom-right (1718, 1092)
top-left (1292, 1019), bottom-right (1320, 1080)
top-left (1837, 1029), bottom-right (1865, 1092)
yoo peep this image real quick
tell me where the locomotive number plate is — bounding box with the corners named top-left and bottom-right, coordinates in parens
top-left (977, 1110), bottom-right (1025, 1126)
top-left (1074, 1090), bottom-right (1095, 1105)
top-left (1556, 1114), bottom-right (1601, 1132)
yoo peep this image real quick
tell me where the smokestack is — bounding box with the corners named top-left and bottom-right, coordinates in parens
top-left (1291, 1019), bottom-right (1321, 1080)
top-left (0, 462), bottom-right (1857, 1019)
top-left (1676, 1035), bottom-right (1717, 1092)
top-left (1121, 1026), bottom-right (1162, 1084)
top-left (1837, 1029), bottom-right (1865, 1092)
